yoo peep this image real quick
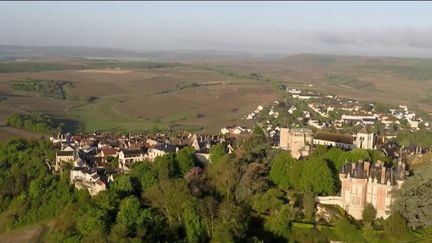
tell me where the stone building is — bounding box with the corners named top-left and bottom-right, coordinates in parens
top-left (354, 127), bottom-right (376, 150)
top-left (279, 128), bottom-right (313, 159)
top-left (55, 146), bottom-right (77, 171)
top-left (70, 167), bottom-right (107, 196)
top-left (118, 149), bottom-right (147, 171)
top-left (317, 160), bottom-right (406, 220)
top-left (313, 131), bottom-right (354, 150)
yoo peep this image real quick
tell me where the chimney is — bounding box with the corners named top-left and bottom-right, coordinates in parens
top-left (363, 161), bottom-right (370, 177)
top-left (381, 167), bottom-right (386, 184)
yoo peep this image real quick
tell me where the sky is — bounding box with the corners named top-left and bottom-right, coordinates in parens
top-left (2, 1), bottom-right (432, 57)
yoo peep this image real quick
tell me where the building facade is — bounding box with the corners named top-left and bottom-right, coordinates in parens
top-left (313, 131), bottom-right (354, 150)
top-left (317, 160), bottom-right (406, 220)
top-left (279, 128), bottom-right (313, 159)
top-left (118, 149), bottom-right (147, 171)
top-left (354, 131), bottom-right (376, 150)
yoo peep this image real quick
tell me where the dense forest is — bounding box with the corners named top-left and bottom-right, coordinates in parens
top-left (0, 131), bottom-right (431, 242)
top-left (9, 79), bottom-right (74, 100)
top-left (6, 112), bottom-right (62, 133)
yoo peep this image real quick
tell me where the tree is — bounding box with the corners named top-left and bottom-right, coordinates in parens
top-left (302, 187), bottom-right (316, 222)
top-left (264, 204), bottom-right (297, 240)
top-left (116, 196), bottom-right (142, 229)
top-left (183, 199), bottom-right (208, 243)
top-left (287, 160), bottom-right (304, 191)
top-left (110, 175), bottom-right (134, 196)
top-left (143, 179), bottom-right (190, 227)
top-left (299, 158), bottom-right (335, 195)
top-left (393, 163), bottom-right (432, 229)
top-left (362, 203), bottom-right (376, 225)
top-left (270, 152), bottom-right (295, 190)
top-left (253, 125), bottom-right (266, 139)
top-left (384, 212), bottom-right (408, 238)
top-left (322, 147), bottom-right (347, 172)
top-left (332, 218), bottom-right (365, 242)
top-left (238, 132), bottom-right (268, 163)
top-left (251, 188), bottom-right (285, 215)
top-left (176, 146), bottom-right (196, 176)
top-left (129, 162), bottom-right (158, 191)
top-left (184, 167), bottom-right (211, 198)
top-left (209, 144), bottom-right (225, 164)
top-left (154, 154), bottom-right (178, 179)
top-left (367, 150), bottom-right (389, 163)
top-left (350, 149), bottom-right (370, 162)
top-left (207, 157), bottom-right (242, 199)
top-left (76, 208), bottom-right (108, 236)
top-left (235, 162), bottom-right (269, 202)
top-left (214, 200), bottom-right (249, 242)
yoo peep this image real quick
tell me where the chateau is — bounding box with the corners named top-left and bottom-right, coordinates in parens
top-left (317, 160), bottom-right (406, 220)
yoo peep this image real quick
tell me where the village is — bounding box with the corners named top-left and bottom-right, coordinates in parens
top-left (50, 86), bottom-right (430, 222)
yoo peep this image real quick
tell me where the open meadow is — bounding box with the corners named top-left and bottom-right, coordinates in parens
top-left (0, 60), bottom-right (279, 135)
top-left (3, 54), bottom-right (432, 137)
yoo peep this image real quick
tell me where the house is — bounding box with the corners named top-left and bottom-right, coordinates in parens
top-left (342, 115), bottom-right (377, 125)
top-left (95, 148), bottom-right (118, 165)
top-left (246, 113), bottom-right (255, 120)
top-left (55, 149), bottom-right (76, 171)
top-left (147, 143), bottom-right (179, 161)
top-left (409, 120), bottom-right (419, 130)
top-left (287, 88), bottom-right (301, 94)
top-left (50, 133), bottom-right (70, 144)
top-left (70, 167), bottom-right (107, 196)
top-left (279, 128), bottom-right (313, 159)
top-left (118, 149), bottom-right (147, 171)
top-left (194, 141), bottom-right (212, 165)
top-left (313, 131), bottom-right (354, 150)
top-left (317, 160), bottom-right (406, 220)
top-left (220, 126), bottom-right (248, 136)
top-left (308, 119), bottom-right (325, 129)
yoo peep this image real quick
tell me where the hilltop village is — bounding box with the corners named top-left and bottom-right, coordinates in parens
top-left (51, 87), bottom-right (429, 223)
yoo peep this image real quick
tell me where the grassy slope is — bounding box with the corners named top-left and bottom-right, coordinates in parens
top-left (216, 54), bottom-right (432, 111)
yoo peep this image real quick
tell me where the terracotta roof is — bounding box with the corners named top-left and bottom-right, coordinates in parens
top-left (102, 148), bottom-right (117, 156)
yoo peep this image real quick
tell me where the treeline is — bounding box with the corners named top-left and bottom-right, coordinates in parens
top-left (86, 60), bottom-right (178, 69)
top-left (42, 130), bottom-right (419, 242)
top-left (6, 113), bottom-right (62, 133)
top-left (0, 132), bottom-right (430, 242)
top-left (205, 67), bottom-right (286, 94)
top-left (0, 62), bottom-right (82, 73)
top-left (0, 61), bottom-right (178, 73)
top-left (9, 79), bottom-right (73, 100)
top-left (0, 139), bottom-right (80, 230)
top-left (396, 130), bottom-right (432, 148)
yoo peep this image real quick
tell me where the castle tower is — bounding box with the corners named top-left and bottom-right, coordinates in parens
top-left (355, 127), bottom-right (376, 150)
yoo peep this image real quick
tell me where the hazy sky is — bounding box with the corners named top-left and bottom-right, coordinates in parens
top-left (2, 1), bottom-right (432, 57)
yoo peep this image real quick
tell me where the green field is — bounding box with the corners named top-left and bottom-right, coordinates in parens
top-left (3, 54), bottom-right (432, 136)
top-left (0, 61), bottom-right (278, 135)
